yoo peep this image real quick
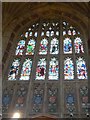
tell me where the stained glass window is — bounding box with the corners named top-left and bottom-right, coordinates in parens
top-left (66, 94), bottom-right (75, 105)
top-left (5, 20), bottom-right (88, 117)
top-left (74, 37), bottom-right (84, 53)
top-left (63, 30), bottom-right (66, 36)
top-left (80, 86), bottom-right (88, 112)
top-left (36, 58), bottom-right (46, 80)
top-left (72, 29), bottom-right (76, 35)
top-left (3, 86), bottom-right (14, 113)
top-left (26, 39), bottom-right (35, 55)
top-left (20, 58), bottom-right (32, 80)
top-left (66, 93), bottom-right (76, 113)
top-left (41, 31), bottom-right (44, 36)
top-left (49, 58), bottom-right (59, 80)
top-left (68, 30), bottom-right (72, 35)
top-left (50, 38), bottom-right (59, 54)
top-left (8, 59), bottom-right (20, 80)
top-left (51, 31), bottom-right (54, 36)
top-left (15, 85), bottom-right (27, 109)
top-left (56, 31), bottom-right (59, 36)
top-left (47, 86), bottom-right (58, 113)
top-left (64, 58), bottom-right (74, 80)
top-left (29, 32), bottom-right (32, 36)
top-left (46, 31), bottom-right (50, 37)
top-left (15, 40), bottom-right (25, 55)
top-left (39, 38), bottom-right (48, 55)
top-left (32, 84), bottom-right (44, 113)
top-left (25, 32), bottom-right (28, 38)
top-left (76, 57), bottom-right (87, 79)
top-left (34, 32), bottom-right (38, 37)
top-left (64, 38), bottom-right (72, 54)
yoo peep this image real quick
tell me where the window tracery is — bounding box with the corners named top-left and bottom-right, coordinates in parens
top-left (4, 20), bottom-right (88, 118)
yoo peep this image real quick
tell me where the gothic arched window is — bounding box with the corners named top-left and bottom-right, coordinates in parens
top-left (3, 20), bottom-right (88, 118)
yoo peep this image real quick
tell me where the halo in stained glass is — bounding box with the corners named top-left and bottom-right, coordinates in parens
top-left (50, 38), bottom-right (59, 54)
top-left (8, 59), bottom-right (20, 80)
top-left (64, 38), bottom-right (72, 54)
top-left (76, 57), bottom-right (87, 79)
top-left (49, 57), bottom-right (59, 80)
top-left (15, 40), bottom-right (25, 55)
top-left (20, 58), bottom-right (32, 80)
top-left (64, 58), bottom-right (74, 80)
top-left (74, 37), bottom-right (84, 53)
top-left (39, 38), bottom-right (48, 55)
top-left (26, 39), bottom-right (36, 55)
top-left (36, 58), bottom-right (46, 80)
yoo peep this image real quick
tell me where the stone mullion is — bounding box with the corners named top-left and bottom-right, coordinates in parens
top-left (53, 21), bottom-right (60, 117)
top-left (71, 33), bottom-right (79, 117)
top-left (43, 24), bottom-right (51, 114)
top-left (25, 20), bottom-right (42, 117)
top-left (55, 21), bottom-right (61, 117)
top-left (53, 21), bottom-right (61, 117)
top-left (59, 18), bottom-right (64, 118)
top-left (75, 82), bottom-right (81, 117)
top-left (16, 56), bottom-right (25, 81)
